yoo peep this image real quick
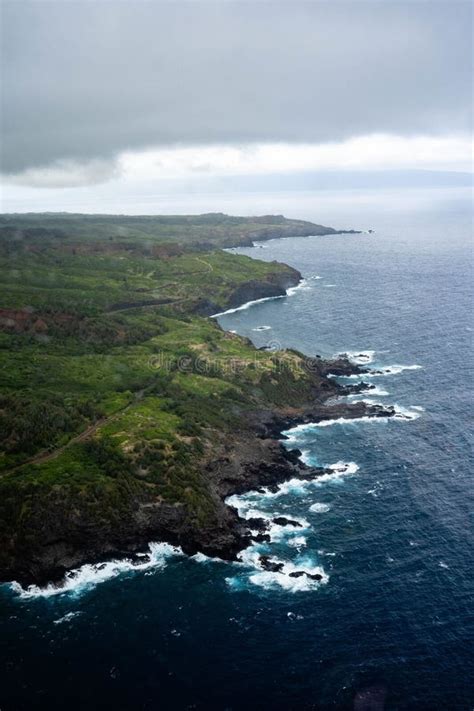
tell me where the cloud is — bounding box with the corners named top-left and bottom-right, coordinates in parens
top-left (4, 134), bottom-right (470, 190)
top-left (1, 0), bottom-right (472, 182)
top-left (5, 158), bottom-right (121, 189)
top-left (118, 135), bottom-right (473, 178)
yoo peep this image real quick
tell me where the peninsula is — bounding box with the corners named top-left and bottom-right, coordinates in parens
top-left (0, 213), bottom-right (385, 586)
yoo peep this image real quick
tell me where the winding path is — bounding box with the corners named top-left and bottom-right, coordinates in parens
top-left (2, 388), bottom-right (149, 476)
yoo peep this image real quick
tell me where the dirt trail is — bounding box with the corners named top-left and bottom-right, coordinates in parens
top-left (107, 259), bottom-right (212, 312)
top-left (2, 256), bottom-right (216, 475)
top-left (2, 388), bottom-right (150, 476)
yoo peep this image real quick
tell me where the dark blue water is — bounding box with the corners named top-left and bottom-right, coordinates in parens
top-left (1, 194), bottom-right (473, 710)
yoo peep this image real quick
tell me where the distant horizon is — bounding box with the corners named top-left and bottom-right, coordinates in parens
top-left (2, 168), bottom-right (472, 217)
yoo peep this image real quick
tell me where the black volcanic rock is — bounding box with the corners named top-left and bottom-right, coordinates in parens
top-left (289, 570), bottom-right (323, 581)
top-left (246, 517), bottom-right (270, 532)
top-left (317, 355), bottom-right (365, 377)
top-left (272, 517), bottom-right (302, 528)
top-left (259, 555), bottom-right (284, 573)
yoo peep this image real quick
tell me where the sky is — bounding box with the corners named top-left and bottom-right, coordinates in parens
top-left (0, 0), bottom-right (472, 214)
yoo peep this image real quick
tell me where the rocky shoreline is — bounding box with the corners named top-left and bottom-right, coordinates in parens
top-left (205, 395), bottom-right (396, 552)
top-left (6, 355), bottom-right (395, 590)
top-left (2, 258), bottom-right (394, 591)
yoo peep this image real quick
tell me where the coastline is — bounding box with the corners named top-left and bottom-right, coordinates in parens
top-left (224, 225), bottom-right (362, 249)
top-left (4, 265), bottom-right (397, 592)
top-left (7, 379), bottom-right (396, 595)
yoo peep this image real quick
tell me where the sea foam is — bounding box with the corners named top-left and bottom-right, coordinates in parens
top-left (211, 278), bottom-right (312, 318)
top-left (347, 386), bottom-right (389, 397)
top-left (10, 542), bottom-right (183, 599)
top-left (287, 536), bottom-right (307, 549)
top-left (309, 503), bottom-right (331, 513)
top-left (232, 547), bottom-right (329, 592)
top-left (249, 461), bottom-right (360, 500)
top-left (211, 294), bottom-right (285, 318)
top-left (310, 461), bottom-right (360, 485)
top-left (283, 404), bottom-right (421, 435)
top-left (344, 350), bottom-right (378, 365)
top-left (247, 566), bottom-right (328, 592)
top-left (286, 279), bottom-right (311, 296)
top-left (341, 364), bottom-right (423, 378)
top-left (250, 552), bottom-right (329, 592)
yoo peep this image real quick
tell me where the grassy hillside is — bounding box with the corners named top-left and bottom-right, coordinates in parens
top-left (0, 212), bottom-right (337, 251)
top-left (0, 213), bottom-right (335, 581)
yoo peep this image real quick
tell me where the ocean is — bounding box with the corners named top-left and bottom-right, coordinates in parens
top-left (1, 189), bottom-right (472, 710)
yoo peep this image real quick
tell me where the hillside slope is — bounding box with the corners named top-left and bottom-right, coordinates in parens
top-left (0, 214), bottom-right (372, 585)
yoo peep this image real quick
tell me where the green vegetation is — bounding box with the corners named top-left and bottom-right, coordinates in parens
top-left (0, 212), bottom-right (335, 252)
top-left (0, 213), bottom-right (329, 577)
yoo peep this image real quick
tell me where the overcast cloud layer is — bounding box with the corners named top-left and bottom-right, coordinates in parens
top-left (1, 0), bottom-right (472, 186)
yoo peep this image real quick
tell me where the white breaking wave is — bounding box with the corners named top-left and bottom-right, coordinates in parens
top-left (310, 461), bottom-right (360, 486)
top-left (53, 611), bottom-right (83, 625)
top-left (254, 478), bottom-right (313, 499)
top-left (299, 448), bottom-right (315, 466)
top-left (226, 493), bottom-right (310, 539)
top-left (191, 552), bottom-right (220, 564)
top-left (364, 386), bottom-right (390, 397)
top-left (247, 567), bottom-right (327, 592)
top-left (313, 412), bottom-right (413, 426)
top-left (346, 386), bottom-right (389, 398)
top-left (232, 547), bottom-right (329, 592)
top-left (287, 536), bottom-right (307, 549)
top-left (309, 502), bottom-right (331, 513)
top-left (349, 402), bottom-right (422, 420)
top-left (329, 461), bottom-right (359, 475)
top-left (342, 364), bottom-right (423, 378)
top-left (281, 421), bottom-right (319, 444)
top-left (10, 542), bottom-right (183, 599)
top-left (225, 494), bottom-right (271, 520)
top-left (211, 278), bottom-right (312, 318)
top-left (249, 461), bottom-right (360, 500)
top-left (211, 294), bottom-right (285, 318)
top-left (284, 405), bottom-right (421, 434)
top-left (249, 556), bottom-right (329, 592)
top-left (286, 279), bottom-right (310, 296)
top-left (344, 350), bottom-right (378, 365)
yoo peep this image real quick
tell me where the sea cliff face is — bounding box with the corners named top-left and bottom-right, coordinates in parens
top-left (226, 267), bottom-right (302, 306)
top-left (193, 265), bottom-right (302, 317)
